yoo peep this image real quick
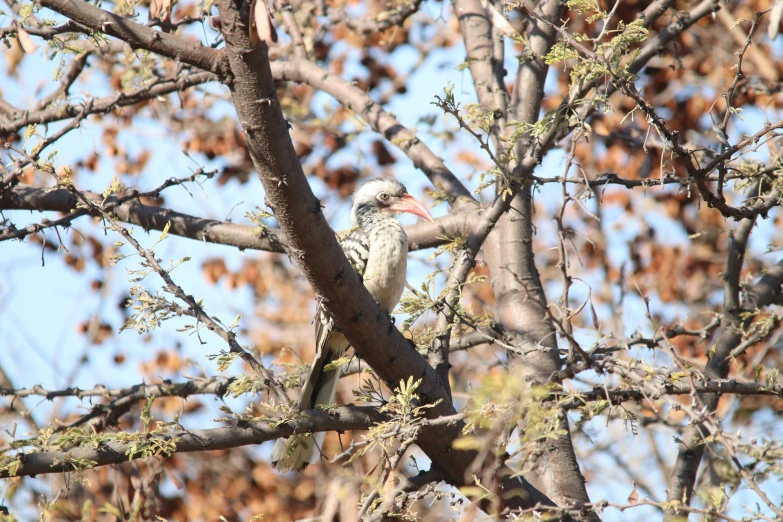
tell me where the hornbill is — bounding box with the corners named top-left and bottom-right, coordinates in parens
top-left (272, 177), bottom-right (435, 471)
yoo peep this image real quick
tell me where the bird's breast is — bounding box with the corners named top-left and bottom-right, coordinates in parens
top-left (363, 224), bottom-right (408, 313)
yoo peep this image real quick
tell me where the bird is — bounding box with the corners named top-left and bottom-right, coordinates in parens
top-left (271, 177), bottom-right (435, 471)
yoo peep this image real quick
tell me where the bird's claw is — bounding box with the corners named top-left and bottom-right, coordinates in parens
top-left (385, 312), bottom-right (396, 334)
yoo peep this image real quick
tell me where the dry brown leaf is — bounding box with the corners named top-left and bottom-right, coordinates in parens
top-left (202, 258), bottom-right (228, 285)
top-left (627, 482), bottom-right (639, 504)
top-left (249, 0), bottom-right (278, 45)
top-left (16, 28), bottom-right (37, 54)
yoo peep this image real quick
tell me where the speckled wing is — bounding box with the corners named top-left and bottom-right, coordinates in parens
top-left (340, 227), bottom-right (371, 277)
top-left (304, 228), bottom-right (370, 408)
top-left (312, 229), bottom-right (370, 357)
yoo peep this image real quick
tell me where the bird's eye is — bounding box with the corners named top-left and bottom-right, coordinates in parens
top-left (378, 192), bottom-right (390, 202)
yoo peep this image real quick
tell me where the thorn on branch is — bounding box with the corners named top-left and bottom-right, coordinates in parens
top-left (312, 197), bottom-right (323, 214)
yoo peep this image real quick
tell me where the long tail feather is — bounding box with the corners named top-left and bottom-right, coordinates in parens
top-left (272, 332), bottom-right (348, 471)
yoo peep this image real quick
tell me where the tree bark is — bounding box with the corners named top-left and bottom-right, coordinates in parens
top-left (213, 0), bottom-right (554, 509)
top-left (482, 0), bottom-right (595, 514)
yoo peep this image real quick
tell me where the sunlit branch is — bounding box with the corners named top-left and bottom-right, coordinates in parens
top-left (0, 71), bottom-right (217, 135)
top-left (0, 185), bottom-right (479, 253)
top-left (520, 3), bottom-right (783, 221)
top-left (271, 59), bottom-right (476, 208)
top-left (0, 405), bottom-right (385, 479)
top-left (37, 0), bottom-right (228, 75)
top-left (215, 0), bottom-right (555, 507)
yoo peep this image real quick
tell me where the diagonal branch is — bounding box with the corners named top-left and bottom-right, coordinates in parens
top-left (272, 59), bottom-right (475, 208)
top-left (214, 0), bottom-right (553, 509)
top-left (1, 71), bottom-right (217, 135)
top-left (46, 178), bottom-right (294, 408)
top-left (36, 0), bottom-right (228, 75)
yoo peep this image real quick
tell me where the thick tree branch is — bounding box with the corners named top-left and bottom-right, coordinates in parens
top-left (0, 184), bottom-right (289, 252)
top-left (0, 405), bottom-right (385, 479)
top-left (464, 0), bottom-right (595, 515)
top-left (0, 185), bottom-right (477, 253)
top-left (37, 0), bottom-right (228, 76)
top-left (2, 30), bottom-right (473, 212)
top-left (214, 0), bottom-right (552, 509)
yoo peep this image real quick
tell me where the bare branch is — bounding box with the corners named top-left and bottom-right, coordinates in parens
top-left (1, 71), bottom-right (217, 135)
top-left (329, 0), bottom-right (425, 35)
top-left (271, 59), bottom-right (476, 208)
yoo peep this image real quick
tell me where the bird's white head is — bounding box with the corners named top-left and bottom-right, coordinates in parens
top-left (350, 178), bottom-right (435, 227)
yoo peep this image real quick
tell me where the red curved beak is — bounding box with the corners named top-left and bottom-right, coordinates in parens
top-left (390, 194), bottom-right (435, 223)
